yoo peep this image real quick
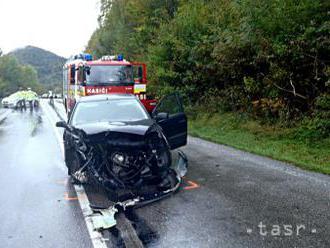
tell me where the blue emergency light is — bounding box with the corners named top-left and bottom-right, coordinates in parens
top-left (117, 54), bottom-right (124, 61)
top-left (84, 54), bottom-right (93, 61)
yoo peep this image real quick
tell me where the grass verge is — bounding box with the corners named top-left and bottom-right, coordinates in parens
top-left (188, 112), bottom-right (330, 175)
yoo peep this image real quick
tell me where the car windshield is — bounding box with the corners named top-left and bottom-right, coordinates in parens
top-left (71, 99), bottom-right (149, 125)
top-left (86, 65), bottom-right (133, 85)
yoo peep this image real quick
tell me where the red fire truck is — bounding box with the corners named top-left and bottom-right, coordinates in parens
top-left (63, 54), bottom-right (156, 113)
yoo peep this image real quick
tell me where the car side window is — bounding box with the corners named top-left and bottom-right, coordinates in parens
top-left (155, 93), bottom-right (183, 116)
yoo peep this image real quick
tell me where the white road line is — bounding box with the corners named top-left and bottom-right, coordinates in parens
top-left (41, 101), bottom-right (108, 248)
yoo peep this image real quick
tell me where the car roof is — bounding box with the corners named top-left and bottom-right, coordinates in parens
top-left (78, 94), bottom-right (137, 103)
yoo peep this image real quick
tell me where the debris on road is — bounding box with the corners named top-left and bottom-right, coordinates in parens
top-left (90, 207), bottom-right (118, 230)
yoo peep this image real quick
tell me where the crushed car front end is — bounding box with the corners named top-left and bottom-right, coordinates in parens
top-left (58, 93), bottom-right (188, 209)
top-left (67, 120), bottom-right (187, 203)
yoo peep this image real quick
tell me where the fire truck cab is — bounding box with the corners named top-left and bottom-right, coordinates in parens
top-left (63, 53), bottom-right (156, 113)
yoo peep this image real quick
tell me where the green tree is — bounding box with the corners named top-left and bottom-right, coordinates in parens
top-left (0, 55), bottom-right (42, 97)
top-left (86, 0), bottom-right (330, 122)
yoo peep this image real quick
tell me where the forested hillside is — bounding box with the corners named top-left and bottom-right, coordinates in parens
top-left (10, 46), bottom-right (66, 91)
top-left (0, 49), bottom-right (42, 97)
top-left (86, 0), bottom-right (330, 172)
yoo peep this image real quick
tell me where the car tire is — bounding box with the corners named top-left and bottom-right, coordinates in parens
top-left (64, 144), bottom-right (79, 171)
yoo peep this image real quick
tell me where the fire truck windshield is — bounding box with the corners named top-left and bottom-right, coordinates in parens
top-left (86, 65), bottom-right (133, 85)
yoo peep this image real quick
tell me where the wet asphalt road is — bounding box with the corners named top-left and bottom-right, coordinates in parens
top-left (0, 101), bottom-right (329, 248)
top-left (0, 107), bottom-right (92, 247)
top-left (0, 108), bottom-right (10, 120)
top-left (138, 138), bottom-right (330, 248)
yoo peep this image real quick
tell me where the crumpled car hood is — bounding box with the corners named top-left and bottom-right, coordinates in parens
top-left (75, 119), bottom-right (156, 136)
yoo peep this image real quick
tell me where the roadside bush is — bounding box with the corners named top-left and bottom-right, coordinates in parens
top-left (294, 94), bottom-right (330, 142)
top-left (87, 0), bottom-right (330, 139)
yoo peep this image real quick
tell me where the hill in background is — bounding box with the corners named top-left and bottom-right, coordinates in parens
top-left (10, 46), bottom-right (66, 91)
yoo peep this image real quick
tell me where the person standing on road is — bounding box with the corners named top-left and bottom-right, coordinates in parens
top-left (26, 88), bottom-right (37, 111)
top-left (49, 91), bottom-right (54, 106)
top-left (15, 88), bottom-right (26, 111)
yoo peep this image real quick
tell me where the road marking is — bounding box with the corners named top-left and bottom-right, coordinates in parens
top-left (64, 192), bottom-right (78, 201)
top-left (41, 101), bottom-right (108, 248)
top-left (184, 180), bottom-right (200, 190)
top-left (55, 179), bottom-right (68, 185)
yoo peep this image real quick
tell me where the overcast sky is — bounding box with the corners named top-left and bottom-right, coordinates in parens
top-left (0, 0), bottom-right (100, 58)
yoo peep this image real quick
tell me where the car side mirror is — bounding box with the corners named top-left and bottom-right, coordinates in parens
top-left (56, 120), bottom-right (68, 129)
top-left (155, 112), bottom-right (169, 121)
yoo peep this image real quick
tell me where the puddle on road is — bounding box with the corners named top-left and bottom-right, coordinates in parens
top-left (0, 109), bottom-right (13, 141)
top-left (17, 107), bottom-right (44, 137)
top-left (0, 126), bottom-right (5, 140)
top-left (30, 113), bottom-right (43, 137)
top-left (0, 107), bottom-right (44, 140)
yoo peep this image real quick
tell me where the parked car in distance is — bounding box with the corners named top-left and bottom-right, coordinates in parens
top-left (1, 95), bottom-right (19, 108)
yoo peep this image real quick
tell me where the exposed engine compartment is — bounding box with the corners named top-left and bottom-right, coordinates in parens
top-left (66, 126), bottom-right (186, 203)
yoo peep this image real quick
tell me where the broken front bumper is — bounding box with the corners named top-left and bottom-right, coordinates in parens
top-left (89, 150), bottom-right (188, 230)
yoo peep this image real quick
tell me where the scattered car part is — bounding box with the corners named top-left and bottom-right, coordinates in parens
top-left (90, 207), bottom-right (118, 230)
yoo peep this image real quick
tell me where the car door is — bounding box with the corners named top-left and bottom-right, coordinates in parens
top-left (152, 93), bottom-right (187, 150)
